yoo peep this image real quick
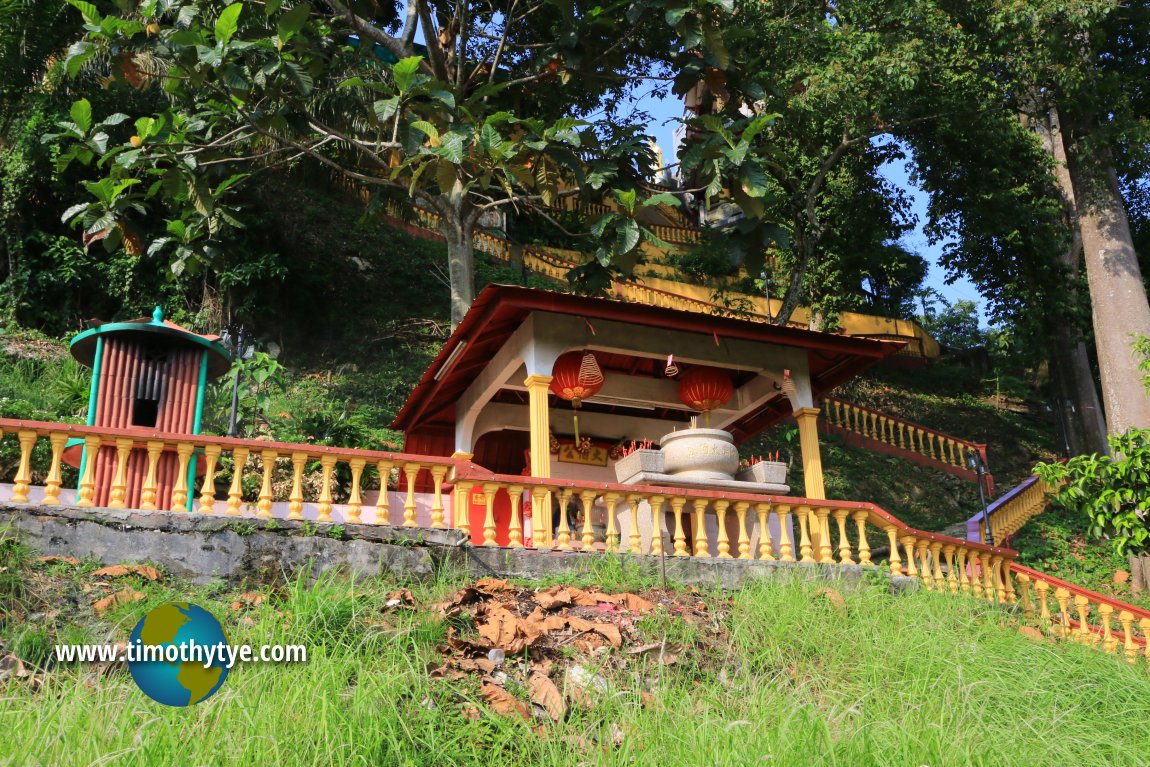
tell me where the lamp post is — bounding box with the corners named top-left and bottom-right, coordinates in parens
top-left (220, 324), bottom-right (252, 438)
top-left (966, 449), bottom-right (993, 547)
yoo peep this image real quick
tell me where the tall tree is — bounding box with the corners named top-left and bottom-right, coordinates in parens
top-left (56, 0), bottom-right (720, 325)
top-left (673, 0), bottom-right (970, 327)
top-left (931, 0), bottom-right (1150, 437)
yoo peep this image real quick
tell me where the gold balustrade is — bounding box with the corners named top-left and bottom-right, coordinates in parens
top-left (1013, 564), bottom-right (1150, 667)
top-left (7, 417), bottom-right (1145, 669)
top-left (821, 397), bottom-right (992, 491)
top-left (979, 476), bottom-right (1059, 543)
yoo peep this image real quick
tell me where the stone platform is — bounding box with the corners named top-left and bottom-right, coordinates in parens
top-left (619, 471), bottom-right (790, 496)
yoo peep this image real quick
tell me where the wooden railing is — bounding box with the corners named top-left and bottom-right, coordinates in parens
top-left (821, 397), bottom-right (994, 495)
top-left (1012, 564), bottom-right (1150, 664)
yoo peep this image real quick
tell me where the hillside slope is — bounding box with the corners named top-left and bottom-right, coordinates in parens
top-left (1, 551), bottom-right (1148, 766)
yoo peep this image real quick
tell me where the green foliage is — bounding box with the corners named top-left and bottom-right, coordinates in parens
top-left (47, 0), bottom-right (707, 322)
top-left (1036, 429), bottom-right (1150, 557)
top-left (919, 298), bottom-right (986, 351)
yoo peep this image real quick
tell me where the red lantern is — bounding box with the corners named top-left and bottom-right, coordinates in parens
top-left (678, 366), bottom-right (733, 425)
top-left (549, 351), bottom-right (604, 442)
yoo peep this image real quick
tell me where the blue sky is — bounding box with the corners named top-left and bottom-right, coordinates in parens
top-left (626, 92), bottom-right (986, 321)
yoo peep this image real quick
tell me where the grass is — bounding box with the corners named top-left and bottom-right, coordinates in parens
top-left (2, 551), bottom-right (1149, 766)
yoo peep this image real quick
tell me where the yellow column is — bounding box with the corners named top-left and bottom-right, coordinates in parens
top-left (524, 374), bottom-right (553, 479)
top-left (794, 407), bottom-right (826, 499)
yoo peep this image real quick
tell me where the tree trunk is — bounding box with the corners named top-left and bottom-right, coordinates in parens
top-left (1049, 332), bottom-right (1108, 455)
top-left (438, 201), bottom-right (476, 328)
top-left (773, 228), bottom-right (813, 326)
top-left (1061, 111), bottom-right (1150, 435)
top-left (1034, 109), bottom-right (1109, 455)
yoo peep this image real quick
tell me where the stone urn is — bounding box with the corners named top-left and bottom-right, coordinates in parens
top-left (660, 428), bottom-right (740, 481)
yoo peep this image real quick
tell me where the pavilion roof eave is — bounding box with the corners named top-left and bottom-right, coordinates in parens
top-left (391, 284), bottom-right (905, 438)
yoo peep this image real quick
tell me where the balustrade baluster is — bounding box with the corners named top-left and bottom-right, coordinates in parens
top-left (833, 509), bottom-right (853, 564)
top-left (172, 443), bottom-right (193, 513)
top-left (671, 497), bottom-right (688, 556)
top-left (900, 536), bottom-right (919, 578)
top-left (879, 416), bottom-right (889, 443)
top-left (580, 490), bottom-right (597, 549)
top-left (530, 487), bottom-right (548, 548)
top-left (507, 485), bottom-right (524, 548)
top-left (1099, 604), bottom-right (1117, 653)
top-left (852, 511), bottom-right (872, 565)
top-left (402, 463), bottom-right (420, 527)
top-left (915, 540), bottom-right (932, 589)
top-left (1074, 595), bottom-right (1092, 644)
top-left (627, 494), bottom-right (643, 555)
top-left (43, 432), bottom-right (68, 506)
top-left (956, 547), bottom-right (970, 593)
top-left (833, 400), bottom-right (843, 426)
top-left (943, 545), bottom-right (957, 592)
top-left (755, 503), bottom-right (772, 560)
top-left (289, 452), bottom-right (307, 520)
top-left (258, 450), bottom-right (277, 519)
top-left (429, 465), bottom-right (447, 528)
top-left (226, 447), bottom-right (249, 516)
top-left (1002, 563), bottom-right (1017, 604)
top-left (649, 496), bottom-right (665, 556)
top-left (605, 492), bottom-right (621, 551)
top-left (797, 505), bottom-right (815, 563)
top-left (1118, 611), bottom-right (1137, 663)
top-left (927, 433), bottom-right (937, 460)
top-left (140, 441), bottom-right (163, 510)
top-left (482, 483), bottom-right (499, 546)
top-left (885, 527), bottom-right (902, 576)
top-left (930, 542), bottom-right (945, 590)
top-left (316, 454), bottom-right (336, 523)
top-left (982, 555), bottom-right (996, 602)
top-left (556, 488), bottom-right (574, 550)
top-left (1140, 618), bottom-right (1150, 664)
top-left (814, 508), bottom-right (834, 563)
top-left (1034, 579), bottom-right (1051, 630)
top-left (692, 498), bottom-right (710, 557)
top-left (11, 430), bottom-right (37, 504)
top-left (198, 444), bottom-right (222, 513)
top-left (375, 460), bottom-right (393, 525)
top-left (734, 502), bottom-right (751, 560)
top-left (714, 500), bottom-right (731, 558)
top-left (969, 553), bottom-right (984, 598)
top-left (108, 438), bottom-right (132, 509)
top-left (1054, 588), bottom-right (1071, 637)
top-left (344, 457), bottom-right (365, 523)
top-left (1015, 573), bottom-right (1033, 618)
top-left (778, 504), bottom-right (795, 561)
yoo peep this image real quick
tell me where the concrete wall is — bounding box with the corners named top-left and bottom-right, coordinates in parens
top-left (0, 502), bottom-right (916, 593)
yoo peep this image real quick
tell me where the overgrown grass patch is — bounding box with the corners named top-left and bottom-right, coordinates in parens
top-left (2, 558), bottom-right (1149, 766)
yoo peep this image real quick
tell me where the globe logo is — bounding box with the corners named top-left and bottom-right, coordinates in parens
top-left (127, 603), bottom-right (231, 707)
